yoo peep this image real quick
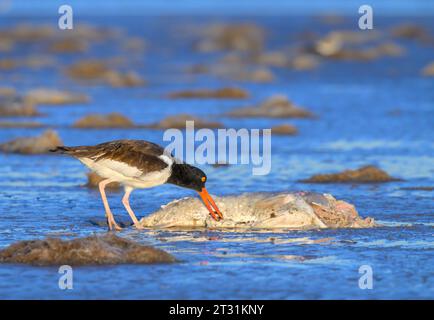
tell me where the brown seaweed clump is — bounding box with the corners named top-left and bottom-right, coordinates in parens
top-left (196, 23), bottom-right (264, 53)
top-left (289, 54), bottom-right (320, 70)
top-left (390, 24), bottom-right (432, 43)
top-left (85, 172), bottom-right (121, 190)
top-left (0, 234), bottom-right (176, 266)
top-left (25, 89), bottom-right (90, 105)
top-left (0, 121), bottom-right (43, 128)
top-left (73, 113), bottom-right (135, 128)
top-left (66, 60), bottom-right (110, 80)
top-left (310, 30), bottom-right (405, 61)
top-left (0, 56), bottom-right (57, 70)
top-left (0, 24), bottom-right (119, 44)
top-left (421, 62), bottom-right (434, 76)
top-left (147, 114), bottom-right (222, 129)
top-left (253, 51), bottom-right (289, 67)
top-left (104, 71), bottom-right (145, 87)
top-left (122, 37), bottom-right (146, 52)
top-left (318, 14), bottom-right (347, 25)
top-left (0, 58), bottom-right (18, 70)
top-left (271, 124), bottom-right (298, 135)
top-left (0, 130), bottom-right (62, 154)
top-left (48, 38), bottom-right (88, 53)
top-left (0, 38), bottom-right (14, 52)
top-left (0, 24), bottom-right (55, 42)
top-left (300, 165), bottom-right (400, 183)
top-left (139, 192), bottom-right (375, 230)
top-left (66, 60), bottom-right (145, 87)
top-left (0, 96), bottom-right (39, 117)
top-left (228, 95), bottom-right (314, 118)
top-left (313, 42), bottom-right (404, 61)
top-left (194, 61), bottom-right (275, 83)
top-left (0, 87), bottom-right (16, 97)
top-left (326, 43), bottom-right (404, 61)
top-left (169, 87), bottom-right (249, 99)
top-left (229, 67), bottom-right (274, 83)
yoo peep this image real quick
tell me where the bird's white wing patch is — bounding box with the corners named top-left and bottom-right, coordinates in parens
top-left (159, 154), bottom-right (174, 166)
top-left (94, 159), bottom-right (143, 178)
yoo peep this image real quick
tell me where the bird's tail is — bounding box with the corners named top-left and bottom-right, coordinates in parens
top-left (50, 146), bottom-right (72, 154)
top-left (50, 145), bottom-right (98, 158)
top-left (50, 146), bottom-right (85, 155)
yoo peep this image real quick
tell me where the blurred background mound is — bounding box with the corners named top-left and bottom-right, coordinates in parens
top-left (300, 165), bottom-right (401, 183)
top-left (0, 129), bottom-right (62, 154)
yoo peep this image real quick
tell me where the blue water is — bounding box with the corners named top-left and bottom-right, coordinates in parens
top-left (0, 15), bottom-right (433, 299)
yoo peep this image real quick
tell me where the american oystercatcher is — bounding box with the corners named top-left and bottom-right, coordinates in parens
top-left (52, 140), bottom-right (223, 231)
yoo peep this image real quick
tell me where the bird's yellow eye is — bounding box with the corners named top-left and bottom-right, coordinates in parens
top-left (201, 176), bottom-right (206, 182)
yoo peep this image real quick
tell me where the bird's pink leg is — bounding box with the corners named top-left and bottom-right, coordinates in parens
top-left (98, 178), bottom-right (122, 231)
top-left (122, 187), bottom-right (143, 230)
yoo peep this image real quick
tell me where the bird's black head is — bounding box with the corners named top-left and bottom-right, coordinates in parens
top-left (167, 163), bottom-right (207, 191)
top-left (167, 163), bottom-right (223, 221)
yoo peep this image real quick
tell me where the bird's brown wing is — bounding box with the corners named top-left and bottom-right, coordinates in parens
top-left (54, 140), bottom-right (169, 174)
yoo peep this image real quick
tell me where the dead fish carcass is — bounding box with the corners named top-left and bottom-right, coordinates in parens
top-left (139, 192), bottom-right (376, 230)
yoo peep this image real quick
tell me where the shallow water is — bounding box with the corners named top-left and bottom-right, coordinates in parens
top-left (0, 15), bottom-right (433, 299)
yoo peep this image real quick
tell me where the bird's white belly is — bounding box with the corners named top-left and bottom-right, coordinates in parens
top-left (79, 157), bottom-right (171, 189)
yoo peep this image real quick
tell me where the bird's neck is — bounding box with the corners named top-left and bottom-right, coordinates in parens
top-left (167, 163), bottom-right (189, 186)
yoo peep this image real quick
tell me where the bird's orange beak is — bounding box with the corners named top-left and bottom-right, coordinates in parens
top-left (198, 188), bottom-right (224, 221)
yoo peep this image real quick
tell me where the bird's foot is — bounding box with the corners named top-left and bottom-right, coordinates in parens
top-left (107, 218), bottom-right (123, 231)
top-left (112, 223), bottom-right (123, 231)
top-left (133, 223), bottom-right (144, 230)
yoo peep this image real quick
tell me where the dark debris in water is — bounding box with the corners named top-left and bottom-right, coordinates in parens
top-left (89, 219), bottom-right (133, 228)
top-left (399, 186), bottom-right (433, 191)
